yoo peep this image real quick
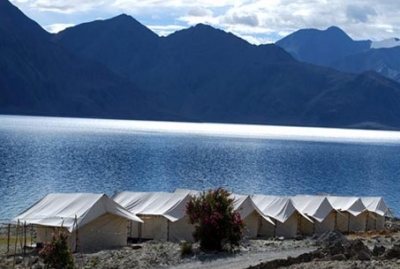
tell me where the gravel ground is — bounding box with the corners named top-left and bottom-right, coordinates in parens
top-left (2, 219), bottom-right (400, 269)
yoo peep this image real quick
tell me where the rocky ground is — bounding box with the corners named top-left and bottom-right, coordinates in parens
top-left (1, 218), bottom-right (400, 269)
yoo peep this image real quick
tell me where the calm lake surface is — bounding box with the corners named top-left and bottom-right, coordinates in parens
top-left (1, 115), bottom-right (400, 221)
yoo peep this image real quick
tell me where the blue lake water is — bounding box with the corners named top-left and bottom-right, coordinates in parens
top-left (1, 115), bottom-right (400, 221)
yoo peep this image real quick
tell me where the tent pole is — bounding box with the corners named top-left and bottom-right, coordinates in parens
top-left (129, 221), bottom-right (132, 239)
top-left (347, 213), bottom-right (350, 233)
top-left (313, 222), bottom-right (315, 235)
top-left (7, 223), bottom-right (10, 253)
top-left (334, 212), bottom-right (338, 230)
top-left (365, 212), bottom-right (369, 232)
top-left (297, 213), bottom-right (301, 236)
top-left (30, 224), bottom-right (33, 247)
top-left (14, 220), bottom-right (20, 266)
top-left (138, 220), bottom-right (142, 242)
top-left (74, 215), bottom-right (78, 253)
top-left (167, 220), bottom-right (170, 242)
top-left (23, 222), bottom-right (27, 255)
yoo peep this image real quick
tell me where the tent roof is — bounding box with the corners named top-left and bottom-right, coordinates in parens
top-left (250, 195), bottom-right (309, 224)
top-left (173, 188), bottom-right (201, 196)
top-left (230, 193), bottom-right (257, 219)
top-left (12, 193), bottom-right (142, 232)
top-left (361, 197), bottom-right (389, 216)
top-left (327, 196), bottom-right (366, 216)
top-left (292, 195), bottom-right (335, 222)
top-left (112, 191), bottom-right (190, 222)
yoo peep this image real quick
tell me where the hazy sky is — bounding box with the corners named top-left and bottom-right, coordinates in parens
top-left (10, 0), bottom-right (400, 44)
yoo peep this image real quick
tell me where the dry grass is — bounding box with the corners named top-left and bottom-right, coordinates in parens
top-left (0, 235), bottom-right (35, 255)
top-left (347, 229), bottom-right (396, 239)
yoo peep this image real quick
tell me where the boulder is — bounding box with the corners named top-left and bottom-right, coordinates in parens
top-left (372, 244), bottom-right (386, 256)
top-left (316, 230), bottom-right (349, 246)
top-left (330, 254), bottom-right (347, 261)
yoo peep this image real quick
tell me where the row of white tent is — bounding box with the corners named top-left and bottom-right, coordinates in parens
top-left (11, 190), bottom-right (390, 252)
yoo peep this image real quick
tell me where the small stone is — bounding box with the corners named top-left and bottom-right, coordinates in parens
top-left (29, 256), bottom-right (39, 266)
top-left (294, 234), bottom-right (304, 240)
top-left (330, 254), bottom-right (347, 261)
top-left (372, 244), bottom-right (386, 256)
top-left (15, 256), bottom-right (23, 264)
top-left (31, 263), bottom-right (43, 269)
top-left (355, 250), bottom-right (371, 261)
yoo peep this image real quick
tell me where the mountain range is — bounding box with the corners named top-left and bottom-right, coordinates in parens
top-left (2, 0), bottom-right (400, 129)
top-left (276, 26), bottom-right (400, 83)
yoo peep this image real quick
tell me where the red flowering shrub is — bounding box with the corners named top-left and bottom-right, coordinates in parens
top-left (186, 188), bottom-right (244, 251)
top-left (39, 229), bottom-right (74, 269)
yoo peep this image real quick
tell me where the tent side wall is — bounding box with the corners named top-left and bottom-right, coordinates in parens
top-left (169, 216), bottom-right (195, 242)
top-left (366, 213), bottom-right (385, 230)
top-left (257, 217), bottom-right (275, 238)
top-left (315, 211), bottom-right (336, 234)
top-left (36, 225), bottom-right (70, 244)
top-left (275, 213), bottom-right (298, 238)
top-left (76, 213), bottom-right (127, 252)
top-left (349, 212), bottom-right (367, 232)
top-left (142, 215), bottom-right (168, 240)
top-left (243, 211), bottom-right (259, 238)
top-left (298, 216), bottom-right (313, 236)
top-left (335, 212), bottom-right (350, 232)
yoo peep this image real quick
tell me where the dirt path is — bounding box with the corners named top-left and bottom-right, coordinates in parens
top-left (167, 247), bottom-right (316, 269)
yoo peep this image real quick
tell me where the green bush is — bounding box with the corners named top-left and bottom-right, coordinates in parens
top-left (180, 240), bottom-right (193, 256)
top-left (186, 187), bottom-right (244, 251)
top-left (39, 229), bottom-right (74, 269)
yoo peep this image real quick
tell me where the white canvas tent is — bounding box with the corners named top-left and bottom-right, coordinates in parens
top-left (174, 189), bottom-right (260, 238)
top-left (292, 195), bottom-right (337, 235)
top-left (12, 193), bottom-right (142, 252)
top-left (361, 197), bottom-right (389, 230)
top-left (230, 193), bottom-right (259, 238)
top-left (251, 195), bottom-right (313, 238)
top-left (327, 196), bottom-right (368, 232)
top-left (113, 191), bottom-right (194, 242)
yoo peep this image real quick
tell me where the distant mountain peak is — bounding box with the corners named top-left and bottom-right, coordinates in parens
top-left (193, 23), bottom-right (214, 29)
top-left (0, 0), bottom-right (50, 39)
top-left (371, 38), bottom-right (400, 49)
top-left (326, 26), bottom-right (345, 32)
top-left (276, 25), bottom-right (371, 66)
top-left (109, 13), bottom-right (136, 23)
top-left (104, 14), bottom-right (150, 29)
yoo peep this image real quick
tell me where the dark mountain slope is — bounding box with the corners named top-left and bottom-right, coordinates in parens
top-left (276, 26), bottom-right (371, 67)
top-left (55, 21), bottom-right (400, 128)
top-left (276, 26), bottom-right (400, 83)
top-left (4, 1), bottom-right (400, 129)
top-left (0, 0), bottom-right (174, 120)
top-left (0, 0), bottom-right (50, 40)
top-left (332, 47), bottom-right (400, 82)
top-left (52, 14), bottom-right (160, 77)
